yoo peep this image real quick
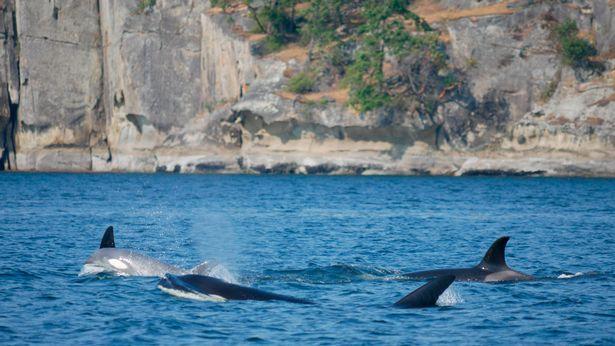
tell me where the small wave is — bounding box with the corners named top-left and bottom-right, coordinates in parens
top-left (261, 264), bottom-right (394, 284)
top-left (381, 274), bottom-right (417, 282)
top-left (557, 272), bottom-right (584, 279)
top-left (245, 336), bottom-right (266, 343)
top-left (436, 287), bottom-right (463, 307)
top-left (0, 268), bottom-right (42, 280)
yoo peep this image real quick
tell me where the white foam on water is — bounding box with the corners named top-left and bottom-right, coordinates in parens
top-left (557, 272), bottom-right (583, 279)
top-left (157, 285), bottom-right (227, 302)
top-left (436, 286), bottom-right (463, 306)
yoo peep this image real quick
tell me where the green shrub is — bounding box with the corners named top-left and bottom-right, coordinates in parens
top-left (259, 3), bottom-right (297, 37)
top-left (348, 84), bottom-right (390, 112)
top-left (258, 35), bottom-right (285, 55)
top-left (555, 19), bottom-right (579, 39)
top-left (210, 0), bottom-right (231, 11)
top-left (343, 40), bottom-right (389, 112)
top-left (561, 37), bottom-right (597, 66)
top-left (136, 0), bottom-right (156, 13)
top-left (554, 19), bottom-right (597, 67)
top-left (442, 73), bottom-right (457, 88)
top-left (211, 0), bottom-right (450, 113)
top-left (287, 72), bottom-right (316, 94)
top-left (300, 0), bottom-right (344, 46)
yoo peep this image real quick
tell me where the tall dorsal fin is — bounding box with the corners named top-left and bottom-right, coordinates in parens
top-left (99, 226), bottom-right (115, 248)
top-left (393, 275), bottom-right (455, 308)
top-left (478, 236), bottom-right (509, 268)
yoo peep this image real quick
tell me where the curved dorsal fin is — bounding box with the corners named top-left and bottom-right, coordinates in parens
top-left (478, 236), bottom-right (509, 268)
top-left (393, 275), bottom-right (455, 308)
top-left (99, 226), bottom-right (115, 248)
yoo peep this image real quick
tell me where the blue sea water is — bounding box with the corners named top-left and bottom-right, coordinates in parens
top-left (0, 173), bottom-right (614, 344)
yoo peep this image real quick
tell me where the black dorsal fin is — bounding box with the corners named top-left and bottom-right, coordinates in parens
top-left (99, 226), bottom-right (115, 248)
top-left (393, 275), bottom-right (455, 308)
top-left (478, 236), bottom-right (510, 268)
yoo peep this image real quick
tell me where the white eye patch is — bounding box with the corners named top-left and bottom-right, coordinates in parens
top-left (108, 259), bottom-right (129, 270)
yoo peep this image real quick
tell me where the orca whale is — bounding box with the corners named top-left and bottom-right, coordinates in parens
top-left (80, 226), bottom-right (211, 277)
top-left (402, 236), bottom-right (533, 282)
top-left (157, 274), bottom-right (314, 304)
top-left (394, 275), bottom-right (456, 308)
top-left (158, 273), bottom-right (456, 308)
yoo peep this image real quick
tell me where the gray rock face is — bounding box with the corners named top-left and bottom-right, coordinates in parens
top-left (96, 0), bottom-right (211, 172)
top-left (1, 0), bottom-right (614, 176)
top-left (14, 0), bottom-right (104, 170)
top-left (444, 0), bottom-right (614, 160)
top-left (441, 1), bottom-right (589, 149)
top-left (201, 13), bottom-right (255, 105)
top-left (594, 0), bottom-right (615, 54)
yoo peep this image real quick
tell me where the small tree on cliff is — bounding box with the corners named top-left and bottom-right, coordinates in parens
top-left (554, 19), bottom-right (598, 68)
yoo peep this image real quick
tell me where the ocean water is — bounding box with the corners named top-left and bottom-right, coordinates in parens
top-left (0, 173), bottom-right (613, 344)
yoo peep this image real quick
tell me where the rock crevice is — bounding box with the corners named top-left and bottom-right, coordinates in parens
top-left (0, 0), bottom-right (19, 170)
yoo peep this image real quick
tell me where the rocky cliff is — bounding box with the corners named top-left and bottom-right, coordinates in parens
top-left (0, 0), bottom-right (614, 176)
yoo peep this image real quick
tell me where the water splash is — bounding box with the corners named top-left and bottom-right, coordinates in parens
top-left (188, 208), bottom-right (241, 273)
top-left (557, 272), bottom-right (583, 279)
top-left (436, 286), bottom-right (463, 306)
top-left (206, 263), bottom-right (238, 284)
top-left (78, 264), bottom-right (106, 277)
top-left (190, 261), bottom-right (238, 284)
